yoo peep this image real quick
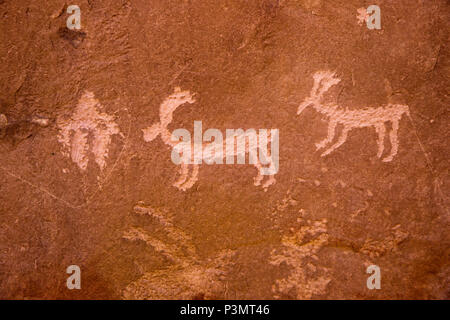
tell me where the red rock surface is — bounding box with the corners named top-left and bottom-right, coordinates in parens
top-left (0, 0), bottom-right (448, 299)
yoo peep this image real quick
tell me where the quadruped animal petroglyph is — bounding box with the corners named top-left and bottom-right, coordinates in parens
top-left (142, 87), bottom-right (279, 191)
top-left (298, 71), bottom-right (410, 162)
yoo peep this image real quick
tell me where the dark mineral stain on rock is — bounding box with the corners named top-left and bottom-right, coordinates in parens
top-left (57, 27), bottom-right (86, 48)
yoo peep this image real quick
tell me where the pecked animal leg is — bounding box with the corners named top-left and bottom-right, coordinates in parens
top-left (253, 161), bottom-right (264, 187)
top-left (253, 161), bottom-right (276, 191)
top-left (375, 123), bottom-right (386, 158)
top-left (383, 120), bottom-right (399, 162)
top-left (321, 127), bottom-right (349, 157)
top-left (173, 163), bottom-right (189, 189)
top-left (180, 164), bottom-right (199, 191)
top-left (316, 120), bottom-right (337, 150)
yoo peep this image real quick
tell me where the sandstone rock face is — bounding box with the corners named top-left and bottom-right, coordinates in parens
top-left (0, 0), bottom-right (448, 299)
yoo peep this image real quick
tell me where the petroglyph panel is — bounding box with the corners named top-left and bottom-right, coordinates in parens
top-left (0, 0), bottom-right (448, 300)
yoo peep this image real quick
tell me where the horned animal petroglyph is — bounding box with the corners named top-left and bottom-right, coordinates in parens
top-left (298, 71), bottom-right (410, 162)
top-left (142, 87), bottom-right (278, 191)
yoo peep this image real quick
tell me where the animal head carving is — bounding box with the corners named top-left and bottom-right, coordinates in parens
top-left (298, 71), bottom-right (341, 115)
top-left (312, 71), bottom-right (341, 96)
top-left (144, 88), bottom-right (196, 143)
top-left (160, 87), bottom-right (196, 116)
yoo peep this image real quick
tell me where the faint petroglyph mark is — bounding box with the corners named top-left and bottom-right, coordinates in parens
top-left (270, 217), bottom-right (330, 299)
top-left (143, 87), bottom-right (277, 191)
top-left (360, 225), bottom-right (408, 259)
top-left (122, 202), bottom-right (235, 299)
top-left (31, 116), bottom-right (49, 127)
top-left (58, 91), bottom-right (123, 172)
top-left (298, 71), bottom-right (410, 162)
top-left (271, 189), bottom-right (299, 216)
top-left (51, 3), bottom-right (66, 19)
top-left (350, 200), bottom-right (370, 222)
